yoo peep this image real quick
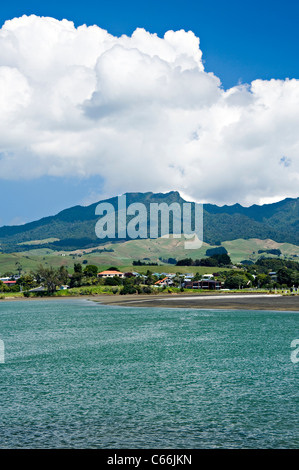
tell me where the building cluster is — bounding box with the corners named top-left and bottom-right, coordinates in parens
top-left (97, 270), bottom-right (222, 290)
top-left (1, 269), bottom-right (228, 292)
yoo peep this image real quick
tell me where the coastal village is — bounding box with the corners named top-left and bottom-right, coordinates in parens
top-left (0, 256), bottom-right (297, 297)
top-left (0, 270), bottom-right (223, 293)
top-left (97, 269), bottom-right (222, 289)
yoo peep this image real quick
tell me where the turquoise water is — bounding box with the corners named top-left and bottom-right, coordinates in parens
top-left (0, 299), bottom-right (298, 449)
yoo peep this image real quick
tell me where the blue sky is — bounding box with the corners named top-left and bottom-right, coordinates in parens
top-left (1, 0), bottom-right (299, 225)
top-left (2, 0), bottom-right (298, 88)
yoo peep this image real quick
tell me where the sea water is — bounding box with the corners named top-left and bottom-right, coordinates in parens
top-left (0, 299), bottom-right (298, 448)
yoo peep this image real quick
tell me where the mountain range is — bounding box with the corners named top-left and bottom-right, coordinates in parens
top-left (1, 191), bottom-right (299, 253)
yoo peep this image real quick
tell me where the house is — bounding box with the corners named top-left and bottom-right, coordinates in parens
top-left (97, 270), bottom-right (124, 278)
top-left (269, 272), bottom-right (277, 282)
top-left (124, 272), bottom-right (141, 278)
top-left (154, 277), bottom-right (174, 287)
top-left (184, 280), bottom-right (221, 290)
top-left (152, 273), bottom-right (175, 279)
top-left (1, 280), bottom-right (17, 286)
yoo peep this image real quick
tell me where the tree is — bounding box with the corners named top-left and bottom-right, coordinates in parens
top-left (277, 267), bottom-right (293, 286)
top-left (206, 247), bottom-right (228, 257)
top-left (145, 270), bottom-right (156, 285)
top-left (253, 274), bottom-right (271, 288)
top-left (0, 281), bottom-right (8, 292)
top-left (120, 285), bottom-right (139, 295)
top-left (70, 272), bottom-right (83, 288)
top-left (83, 265), bottom-right (98, 277)
top-left (211, 253), bottom-right (232, 266)
top-left (176, 258), bottom-right (193, 266)
top-left (199, 257), bottom-right (218, 267)
top-left (291, 271), bottom-right (299, 287)
top-left (17, 274), bottom-right (36, 291)
top-left (74, 263), bottom-right (82, 274)
top-left (36, 265), bottom-right (61, 294)
top-left (224, 274), bottom-right (248, 289)
top-left (70, 263), bottom-right (83, 287)
top-left (193, 272), bottom-right (202, 281)
top-left (57, 266), bottom-right (69, 285)
top-left (15, 262), bottom-right (22, 276)
top-left (104, 276), bottom-right (122, 286)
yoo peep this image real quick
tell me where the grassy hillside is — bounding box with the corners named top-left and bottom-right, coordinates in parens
top-left (1, 236), bottom-right (299, 275)
top-left (222, 238), bottom-right (299, 263)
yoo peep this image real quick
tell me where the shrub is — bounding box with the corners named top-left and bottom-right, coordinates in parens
top-left (120, 285), bottom-right (137, 295)
top-left (142, 286), bottom-right (153, 294)
top-left (104, 276), bottom-right (122, 286)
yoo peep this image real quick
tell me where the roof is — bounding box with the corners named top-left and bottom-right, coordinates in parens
top-left (154, 277), bottom-right (168, 285)
top-left (29, 286), bottom-right (47, 292)
top-left (2, 280), bottom-right (16, 284)
top-left (98, 270), bottom-right (124, 275)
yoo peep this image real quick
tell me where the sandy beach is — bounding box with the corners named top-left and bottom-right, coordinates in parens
top-left (92, 292), bottom-right (299, 311)
top-left (1, 292), bottom-right (299, 311)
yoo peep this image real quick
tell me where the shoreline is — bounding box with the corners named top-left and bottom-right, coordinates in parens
top-left (91, 292), bottom-right (299, 311)
top-left (1, 291), bottom-right (299, 311)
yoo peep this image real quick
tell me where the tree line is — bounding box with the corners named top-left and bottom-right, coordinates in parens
top-left (2, 255), bottom-right (299, 296)
top-left (176, 253), bottom-right (232, 267)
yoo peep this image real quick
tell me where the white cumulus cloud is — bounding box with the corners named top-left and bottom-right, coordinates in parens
top-left (0, 14), bottom-right (299, 205)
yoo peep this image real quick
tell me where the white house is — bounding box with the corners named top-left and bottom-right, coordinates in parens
top-left (98, 270), bottom-right (125, 278)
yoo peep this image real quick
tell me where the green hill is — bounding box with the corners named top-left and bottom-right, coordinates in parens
top-left (1, 236), bottom-right (299, 275)
top-left (1, 191), bottom-right (299, 254)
